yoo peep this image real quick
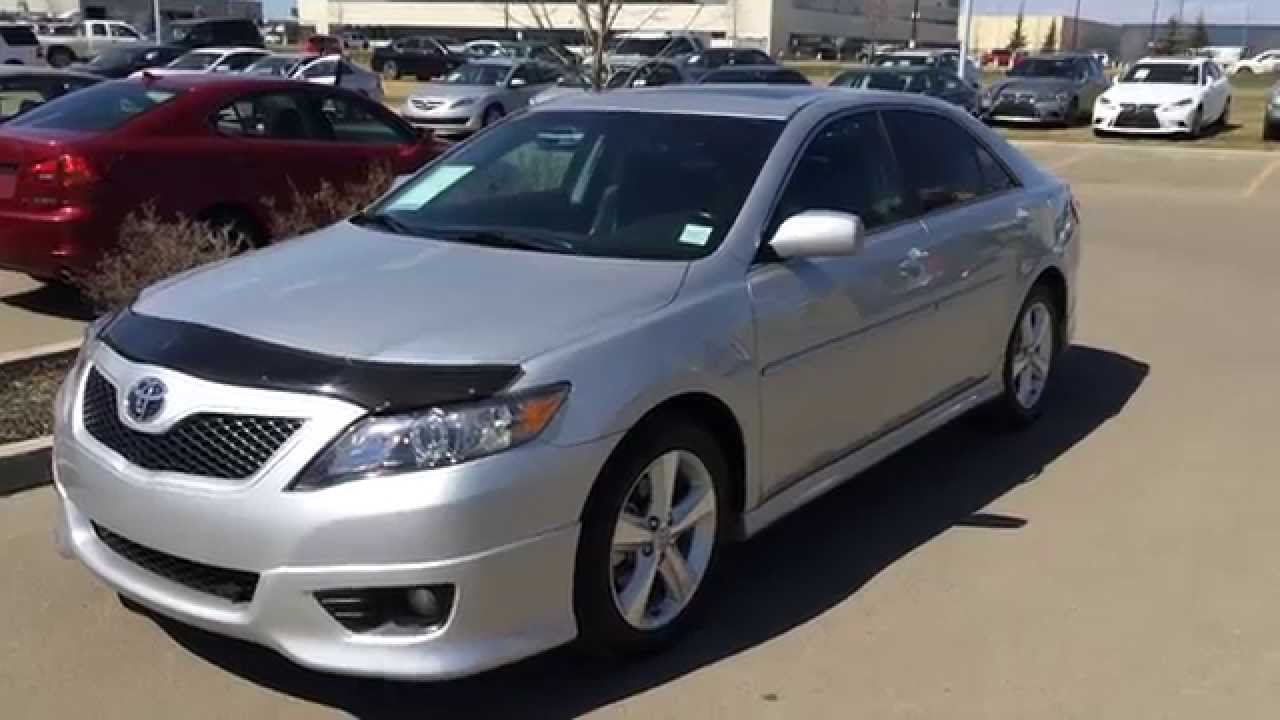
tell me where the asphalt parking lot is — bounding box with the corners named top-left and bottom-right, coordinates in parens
top-left (3, 141), bottom-right (1280, 719)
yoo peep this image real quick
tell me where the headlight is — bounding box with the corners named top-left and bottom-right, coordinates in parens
top-left (451, 97), bottom-right (476, 108)
top-left (1168, 98), bottom-right (1195, 109)
top-left (290, 384), bottom-right (569, 491)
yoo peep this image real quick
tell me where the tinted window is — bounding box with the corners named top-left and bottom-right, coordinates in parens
top-left (301, 59), bottom-right (335, 78)
top-left (170, 51), bottom-right (220, 70)
top-left (445, 64), bottom-right (508, 86)
top-left (373, 111), bottom-right (784, 260)
top-left (111, 25), bottom-right (140, 39)
top-left (220, 52), bottom-right (266, 71)
top-left (212, 92), bottom-right (316, 140)
top-left (0, 26), bottom-right (38, 46)
top-left (773, 113), bottom-right (907, 233)
top-left (316, 94), bottom-right (410, 144)
top-left (1121, 63), bottom-right (1198, 84)
top-left (884, 110), bottom-right (985, 213)
top-left (637, 63), bottom-right (680, 87)
top-left (9, 83), bottom-right (179, 131)
top-left (977, 145), bottom-right (1017, 194)
top-left (666, 38), bottom-right (695, 56)
top-left (1011, 58), bottom-right (1075, 78)
top-left (91, 24), bottom-right (108, 37)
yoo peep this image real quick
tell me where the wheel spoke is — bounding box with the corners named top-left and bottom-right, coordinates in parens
top-left (1011, 354), bottom-right (1030, 379)
top-left (1030, 352), bottom-right (1051, 377)
top-left (1033, 309), bottom-right (1051, 349)
top-left (1021, 310), bottom-right (1036, 349)
top-left (613, 512), bottom-right (653, 550)
top-left (659, 549), bottom-right (696, 605)
top-left (619, 552), bottom-right (660, 626)
top-left (645, 452), bottom-right (679, 519)
top-left (671, 485), bottom-right (715, 536)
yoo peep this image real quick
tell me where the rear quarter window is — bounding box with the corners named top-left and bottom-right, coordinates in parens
top-left (7, 83), bottom-right (180, 131)
top-left (0, 26), bottom-right (39, 46)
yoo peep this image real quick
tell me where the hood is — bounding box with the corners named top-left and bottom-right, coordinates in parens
top-left (133, 223), bottom-right (688, 365)
top-left (1101, 82), bottom-right (1202, 105)
top-left (410, 83), bottom-right (503, 101)
top-left (990, 77), bottom-right (1078, 96)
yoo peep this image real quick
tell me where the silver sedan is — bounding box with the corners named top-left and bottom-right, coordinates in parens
top-left (399, 58), bottom-right (559, 137)
top-left (55, 87), bottom-right (1079, 680)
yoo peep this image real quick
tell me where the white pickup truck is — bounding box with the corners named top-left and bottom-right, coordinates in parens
top-left (38, 20), bottom-right (144, 67)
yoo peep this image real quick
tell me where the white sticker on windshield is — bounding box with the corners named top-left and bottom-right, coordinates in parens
top-left (386, 165), bottom-right (473, 210)
top-left (678, 224), bottom-right (714, 247)
top-left (1133, 67), bottom-right (1151, 80)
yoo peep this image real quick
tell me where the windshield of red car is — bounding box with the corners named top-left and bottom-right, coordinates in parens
top-left (7, 83), bottom-right (180, 132)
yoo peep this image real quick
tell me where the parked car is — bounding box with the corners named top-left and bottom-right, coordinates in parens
top-left (699, 66), bottom-right (809, 85)
top-left (1231, 49), bottom-right (1280, 76)
top-left (244, 52), bottom-right (318, 78)
top-left (136, 48), bottom-right (271, 77)
top-left (605, 31), bottom-right (707, 67)
top-left (52, 85), bottom-right (1078, 681)
top-left (169, 18), bottom-right (265, 50)
top-left (0, 66), bottom-right (100, 122)
top-left (1266, 81), bottom-right (1280, 141)
top-left (76, 44), bottom-right (185, 79)
top-left (399, 58), bottom-right (560, 137)
top-left (464, 39), bottom-right (504, 58)
top-left (606, 59), bottom-right (687, 89)
top-left (491, 41), bottom-right (579, 68)
top-left (341, 32), bottom-right (370, 51)
top-left (1, 23), bottom-right (42, 65)
top-left (982, 48), bottom-right (1028, 68)
top-left (528, 67), bottom-right (631, 106)
top-left (303, 34), bottom-right (343, 56)
top-left (371, 35), bottom-right (457, 80)
top-left (0, 75), bottom-right (439, 281)
top-left (831, 65), bottom-right (979, 114)
top-left (1093, 57), bottom-right (1232, 138)
top-left (873, 50), bottom-right (981, 89)
top-left (37, 20), bottom-right (143, 67)
top-left (984, 53), bottom-right (1108, 126)
top-left (680, 47), bottom-right (773, 81)
top-left (293, 55), bottom-right (385, 103)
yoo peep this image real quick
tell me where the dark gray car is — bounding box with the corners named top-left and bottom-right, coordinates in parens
top-left (984, 53), bottom-right (1108, 126)
top-left (831, 66), bottom-right (979, 115)
top-left (1265, 81), bottom-right (1279, 142)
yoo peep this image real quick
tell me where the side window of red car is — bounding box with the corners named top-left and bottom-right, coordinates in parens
top-left (313, 94), bottom-right (411, 145)
top-left (213, 93), bottom-right (317, 141)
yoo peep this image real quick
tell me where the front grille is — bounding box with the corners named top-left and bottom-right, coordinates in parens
top-left (1115, 108), bottom-right (1161, 128)
top-left (93, 523), bottom-right (259, 604)
top-left (410, 98), bottom-right (445, 111)
top-left (1119, 103), bottom-right (1160, 112)
top-left (992, 101), bottom-right (1039, 118)
top-left (82, 367), bottom-right (303, 480)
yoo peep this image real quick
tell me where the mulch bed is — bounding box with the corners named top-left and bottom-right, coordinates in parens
top-left (0, 351), bottom-right (75, 444)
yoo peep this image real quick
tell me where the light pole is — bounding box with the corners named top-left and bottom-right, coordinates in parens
top-left (153, 0), bottom-right (162, 42)
top-left (1070, 0), bottom-right (1082, 49)
top-left (909, 0), bottom-right (920, 48)
top-left (1149, 0), bottom-right (1159, 48)
top-left (958, 0), bottom-right (975, 83)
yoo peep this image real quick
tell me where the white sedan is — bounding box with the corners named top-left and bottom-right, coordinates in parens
top-left (1231, 49), bottom-right (1280, 76)
top-left (132, 47), bottom-right (270, 77)
top-left (291, 55), bottom-right (384, 103)
top-left (1093, 56), bottom-right (1232, 138)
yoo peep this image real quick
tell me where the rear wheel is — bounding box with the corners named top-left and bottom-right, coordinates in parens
top-left (46, 47), bottom-right (73, 68)
top-left (574, 419), bottom-right (728, 657)
top-left (1266, 121), bottom-right (1280, 143)
top-left (991, 285), bottom-right (1060, 427)
top-left (1187, 107), bottom-right (1204, 139)
top-left (381, 60), bottom-right (399, 80)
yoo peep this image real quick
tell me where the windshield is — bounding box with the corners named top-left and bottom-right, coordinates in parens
top-left (704, 69), bottom-right (808, 85)
top-left (169, 52), bottom-right (220, 70)
top-left (88, 46), bottom-right (146, 66)
top-left (875, 54), bottom-right (931, 67)
top-left (247, 56), bottom-right (303, 76)
top-left (7, 83), bottom-right (179, 131)
top-left (834, 70), bottom-right (924, 92)
top-left (610, 38), bottom-right (669, 57)
top-left (370, 110), bottom-right (783, 260)
top-left (444, 64), bottom-right (508, 86)
top-left (1121, 63), bottom-right (1198, 84)
top-left (1010, 58), bottom-right (1075, 78)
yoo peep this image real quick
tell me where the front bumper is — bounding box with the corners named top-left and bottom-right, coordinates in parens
top-left (1093, 104), bottom-right (1196, 135)
top-left (400, 105), bottom-right (483, 137)
top-left (987, 98), bottom-right (1071, 125)
top-left (0, 205), bottom-right (98, 279)
top-left (54, 342), bottom-right (616, 679)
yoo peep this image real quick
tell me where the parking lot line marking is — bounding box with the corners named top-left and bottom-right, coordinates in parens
top-left (1244, 157), bottom-right (1280, 199)
top-left (1046, 152), bottom-right (1089, 173)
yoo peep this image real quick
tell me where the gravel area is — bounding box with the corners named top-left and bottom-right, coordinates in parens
top-left (0, 352), bottom-right (74, 444)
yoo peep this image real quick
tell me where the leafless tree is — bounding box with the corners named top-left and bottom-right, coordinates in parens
top-left (864, 0), bottom-right (892, 51)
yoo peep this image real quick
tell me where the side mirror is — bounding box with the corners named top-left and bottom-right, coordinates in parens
top-left (769, 210), bottom-right (865, 259)
top-left (509, 77), bottom-right (527, 88)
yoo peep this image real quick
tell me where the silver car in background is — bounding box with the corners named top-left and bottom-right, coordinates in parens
top-left (399, 58), bottom-right (560, 137)
top-left (55, 87), bottom-right (1079, 681)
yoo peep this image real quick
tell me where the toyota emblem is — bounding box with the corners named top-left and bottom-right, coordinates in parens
top-left (126, 377), bottom-right (167, 423)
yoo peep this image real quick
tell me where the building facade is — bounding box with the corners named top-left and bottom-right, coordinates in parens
top-left (961, 14), bottom-right (1120, 56)
top-left (298, 0), bottom-right (957, 55)
top-left (0, 0), bottom-right (261, 28)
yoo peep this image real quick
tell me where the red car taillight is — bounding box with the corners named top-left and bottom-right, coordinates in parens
top-left (21, 153), bottom-right (98, 209)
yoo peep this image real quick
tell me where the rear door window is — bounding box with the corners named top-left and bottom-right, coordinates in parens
top-left (220, 52), bottom-right (267, 71)
top-left (111, 25), bottom-right (140, 39)
top-left (0, 26), bottom-right (38, 46)
top-left (91, 24), bottom-right (108, 37)
top-left (8, 83), bottom-right (179, 131)
top-left (212, 92), bottom-right (320, 140)
top-left (883, 110), bottom-right (988, 213)
top-left (313, 93), bottom-right (412, 144)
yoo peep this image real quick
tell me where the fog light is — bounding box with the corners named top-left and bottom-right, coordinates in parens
top-left (407, 586), bottom-right (444, 620)
top-left (316, 584), bottom-right (455, 634)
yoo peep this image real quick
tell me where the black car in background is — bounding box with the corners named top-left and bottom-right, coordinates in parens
top-left (372, 36), bottom-right (463, 80)
top-left (830, 65), bottom-right (980, 114)
top-left (700, 66), bottom-right (810, 85)
top-left (0, 67), bottom-right (100, 122)
top-left (680, 48), bottom-right (774, 81)
top-left (76, 44), bottom-right (185, 79)
top-left (169, 17), bottom-right (264, 49)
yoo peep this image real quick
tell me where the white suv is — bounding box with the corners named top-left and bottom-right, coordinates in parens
top-left (0, 25), bottom-right (42, 65)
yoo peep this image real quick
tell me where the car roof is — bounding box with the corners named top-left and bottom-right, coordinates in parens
top-left (534, 85), bottom-right (898, 120)
top-left (840, 64), bottom-right (932, 74)
top-left (0, 66), bottom-right (100, 81)
top-left (186, 46), bottom-right (267, 55)
top-left (1135, 56), bottom-right (1207, 65)
top-left (133, 74), bottom-right (312, 93)
top-left (171, 17), bottom-right (251, 26)
top-left (467, 57), bottom-right (517, 67)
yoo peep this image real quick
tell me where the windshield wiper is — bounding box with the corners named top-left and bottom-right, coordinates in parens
top-left (350, 212), bottom-right (416, 236)
top-left (439, 229), bottom-right (574, 254)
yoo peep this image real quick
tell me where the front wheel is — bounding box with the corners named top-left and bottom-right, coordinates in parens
top-left (381, 60), bottom-right (398, 80)
top-left (1265, 121), bottom-right (1280, 143)
top-left (574, 419), bottom-right (729, 657)
top-left (1187, 107), bottom-right (1204, 139)
top-left (992, 285), bottom-right (1059, 427)
top-left (1218, 99), bottom-right (1231, 128)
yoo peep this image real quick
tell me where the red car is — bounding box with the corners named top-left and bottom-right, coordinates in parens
top-left (303, 34), bottom-right (344, 56)
top-left (0, 75), bottom-right (441, 281)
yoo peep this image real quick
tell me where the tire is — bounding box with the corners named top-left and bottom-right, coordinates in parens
top-left (381, 60), bottom-right (398, 80)
top-left (1237, 67), bottom-right (1254, 76)
top-left (991, 284), bottom-right (1060, 428)
top-left (573, 418), bottom-right (730, 658)
top-left (47, 47), bottom-right (73, 68)
top-left (1187, 107), bottom-right (1203, 140)
top-left (1218, 99), bottom-right (1231, 129)
top-left (1063, 98), bottom-right (1079, 127)
top-left (481, 104), bottom-right (504, 127)
top-left (1266, 121), bottom-right (1280, 143)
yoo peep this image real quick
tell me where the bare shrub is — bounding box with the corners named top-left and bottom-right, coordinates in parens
top-left (75, 205), bottom-right (242, 313)
top-left (265, 163), bottom-right (395, 241)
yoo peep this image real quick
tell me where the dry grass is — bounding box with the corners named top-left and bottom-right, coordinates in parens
top-left (263, 163), bottom-right (395, 240)
top-left (0, 352), bottom-right (73, 444)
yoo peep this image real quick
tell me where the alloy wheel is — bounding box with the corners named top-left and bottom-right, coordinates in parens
top-left (1011, 301), bottom-right (1054, 410)
top-left (609, 450), bottom-right (717, 630)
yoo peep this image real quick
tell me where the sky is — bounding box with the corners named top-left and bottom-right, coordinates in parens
top-left (262, 0), bottom-right (1280, 25)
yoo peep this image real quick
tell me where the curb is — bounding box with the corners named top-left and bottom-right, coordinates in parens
top-left (0, 436), bottom-right (52, 497)
top-left (0, 338), bottom-right (81, 369)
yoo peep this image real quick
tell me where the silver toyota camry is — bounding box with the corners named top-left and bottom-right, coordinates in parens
top-left (53, 86), bottom-right (1080, 680)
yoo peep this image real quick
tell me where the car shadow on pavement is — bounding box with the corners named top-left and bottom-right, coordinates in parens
top-left (133, 345), bottom-right (1149, 720)
top-left (1, 282), bottom-right (95, 323)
